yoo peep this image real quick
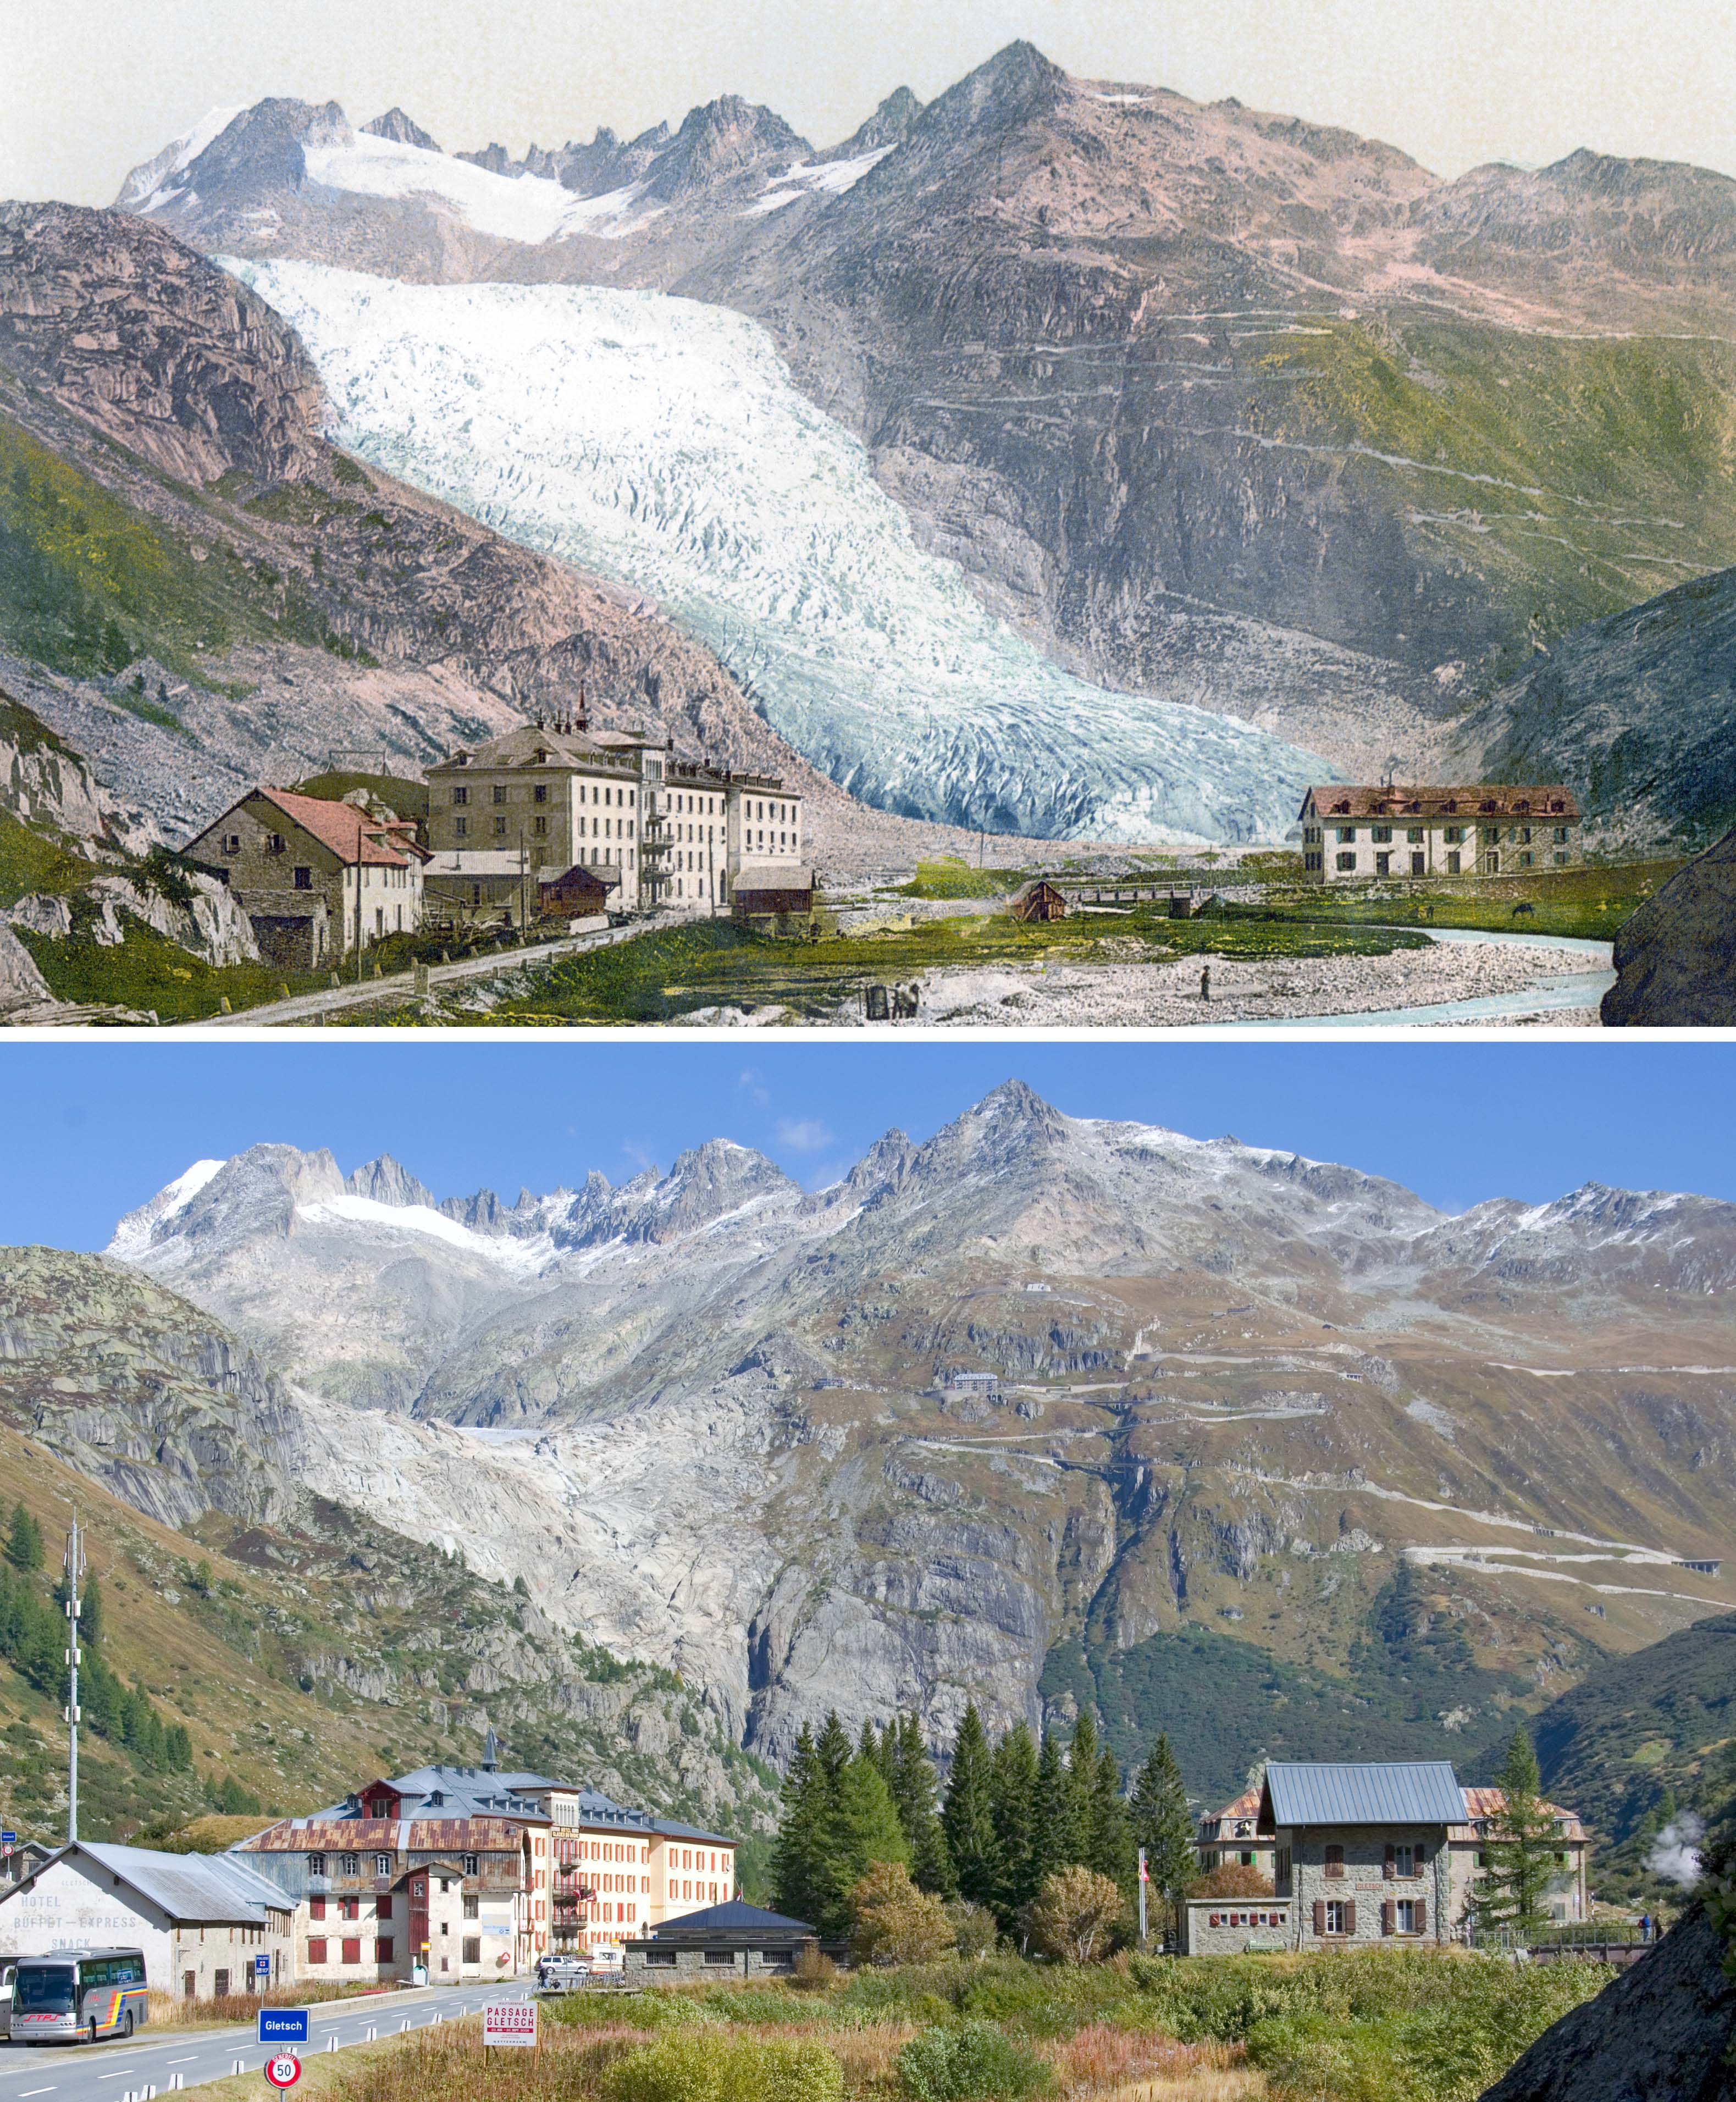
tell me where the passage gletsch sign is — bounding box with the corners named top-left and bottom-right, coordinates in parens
top-left (483, 2001), bottom-right (538, 2049)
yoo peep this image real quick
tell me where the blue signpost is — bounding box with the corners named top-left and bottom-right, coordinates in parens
top-left (259, 2007), bottom-right (310, 2046)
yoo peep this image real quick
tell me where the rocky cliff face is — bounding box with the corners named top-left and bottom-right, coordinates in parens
top-left (93, 1082), bottom-right (1736, 1769)
top-left (1601, 826), bottom-right (1736, 1025)
top-left (1477, 1903), bottom-right (1735, 2101)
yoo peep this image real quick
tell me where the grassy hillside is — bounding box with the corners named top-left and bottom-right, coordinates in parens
top-left (0, 1425), bottom-right (777, 1852)
top-left (1259, 318), bottom-right (1736, 682)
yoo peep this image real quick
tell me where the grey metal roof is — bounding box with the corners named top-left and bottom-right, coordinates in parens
top-left (57, 1844), bottom-right (290, 1925)
top-left (644, 1899), bottom-right (813, 1937)
top-left (649, 1815), bottom-right (736, 1846)
top-left (1262, 1761), bottom-right (1466, 1829)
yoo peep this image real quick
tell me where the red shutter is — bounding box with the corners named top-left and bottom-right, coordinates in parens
top-left (307, 1938), bottom-right (327, 1964)
top-left (342, 1938), bottom-right (361, 1965)
top-left (377, 1937), bottom-right (394, 1964)
top-left (1384, 1845), bottom-right (1396, 1879)
top-left (1416, 1898), bottom-right (1428, 1934)
top-left (309, 1898), bottom-right (326, 1922)
top-left (1382, 1900), bottom-right (1395, 1935)
top-left (1313, 1900), bottom-right (1326, 1937)
top-left (1345, 1901), bottom-right (1357, 1935)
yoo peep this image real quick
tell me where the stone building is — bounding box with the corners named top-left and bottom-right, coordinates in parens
top-left (623, 1898), bottom-right (848, 1979)
top-left (1182, 1761), bottom-right (1593, 1954)
top-left (183, 786), bottom-right (427, 967)
top-left (1298, 786), bottom-right (1582, 883)
top-left (0, 1841), bottom-right (294, 1998)
top-left (424, 721), bottom-right (803, 922)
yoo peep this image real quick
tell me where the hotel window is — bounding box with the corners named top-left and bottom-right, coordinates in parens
top-left (452, 787), bottom-right (468, 806)
top-left (1336, 826), bottom-right (1356, 843)
top-left (1554, 826), bottom-right (1569, 844)
top-left (1335, 852), bottom-right (1356, 872)
top-left (1371, 825), bottom-right (1392, 843)
top-left (1323, 1845), bottom-right (1345, 1879)
top-left (307, 1938), bottom-right (327, 1964)
top-left (463, 1895), bottom-right (479, 1919)
top-left (534, 816), bottom-right (548, 837)
top-left (1395, 1900), bottom-right (1419, 1934)
top-left (1407, 827), bottom-right (1423, 843)
top-left (463, 1855), bottom-right (479, 1877)
top-left (1323, 1900), bottom-right (1347, 1936)
top-left (535, 784), bottom-right (548, 803)
top-left (340, 1855), bottom-right (361, 1877)
top-left (309, 1854), bottom-right (326, 1877)
top-left (309, 1897), bottom-right (327, 1922)
top-left (341, 1939), bottom-right (361, 1966)
top-left (375, 1855), bottom-right (391, 1876)
top-left (494, 817), bottom-right (507, 837)
top-left (1443, 826), bottom-right (1463, 844)
top-left (493, 785), bottom-right (507, 804)
top-left (455, 816), bottom-right (467, 838)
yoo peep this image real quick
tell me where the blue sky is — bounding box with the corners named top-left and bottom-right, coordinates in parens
top-left (1, 1042), bottom-right (1732, 1252)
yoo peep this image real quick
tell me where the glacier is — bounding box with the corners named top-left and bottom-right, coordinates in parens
top-left (232, 259), bottom-right (1335, 842)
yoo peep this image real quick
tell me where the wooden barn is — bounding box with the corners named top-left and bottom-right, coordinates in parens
top-left (1010, 878), bottom-right (1069, 923)
top-left (538, 862), bottom-right (618, 919)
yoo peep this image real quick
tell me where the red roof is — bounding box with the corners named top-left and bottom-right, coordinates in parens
top-left (250, 787), bottom-right (419, 867)
top-left (237, 1815), bottom-right (535, 1853)
top-left (1459, 1787), bottom-right (1584, 1835)
top-left (1301, 785), bottom-right (1580, 822)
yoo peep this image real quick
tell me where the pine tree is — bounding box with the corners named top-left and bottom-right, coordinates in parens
top-left (1088, 1743), bottom-right (1135, 1892)
top-left (1063, 1712), bottom-right (1099, 1864)
top-left (891, 1713), bottom-right (954, 1896)
top-left (815, 1711), bottom-right (854, 1794)
top-left (942, 1703), bottom-right (1000, 1910)
top-left (1478, 1727), bottom-right (1561, 1938)
top-left (770, 1723), bottom-right (835, 1927)
top-left (827, 1752), bottom-right (909, 1930)
top-left (1129, 1734), bottom-right (1197, 1943)
top-left (988, 1721), bottom-right (1041, 1928)
top-left (5, 1504), bottom-right (42, 1574)
top-left (80, 1574), bottom-right (103, 1647)
top-left (1032, 1730), bottom-right (1071, 1888)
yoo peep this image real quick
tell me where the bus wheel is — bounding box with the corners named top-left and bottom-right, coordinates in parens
top-left (122, 2011), bottom-right (134, 2037)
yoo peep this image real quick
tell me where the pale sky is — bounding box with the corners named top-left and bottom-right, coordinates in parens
top-left (7, 0), bottom-right (1736, 208)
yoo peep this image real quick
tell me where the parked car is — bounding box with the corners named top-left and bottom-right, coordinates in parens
top-left (536, 1954), bottom-right (590, 1989)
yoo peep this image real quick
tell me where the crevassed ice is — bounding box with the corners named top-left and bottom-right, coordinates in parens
top-left (231, 260), bottom-right (1331, 842)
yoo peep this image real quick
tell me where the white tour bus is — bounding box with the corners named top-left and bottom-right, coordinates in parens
top-left (7, 1949), bottom-right (150, 2044)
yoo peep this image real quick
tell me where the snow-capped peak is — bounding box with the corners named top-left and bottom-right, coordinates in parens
top-left (106, 1158), bottom-right (227, 1259)
top-left (115, 106), bottom-right (246, 212)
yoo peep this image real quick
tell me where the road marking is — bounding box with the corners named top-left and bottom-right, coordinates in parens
top-left (19, 2088), bottom-right (58, 2095)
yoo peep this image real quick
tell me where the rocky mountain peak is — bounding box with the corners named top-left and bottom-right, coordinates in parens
top-left (174, 97), bottom-right (355, 208)
top-left (363, 108), bottom-right (442, 153)
top-left (643, 95), bottom-right (810, 201)
top-left (914, 40), bottom-right (1067, 147)
top-left (827, 86), bottom-right (925, 161)
top-left (112, 1142), bottom-right (346, 1263)
top-left (345, 1154), bottom-right (440, 1210)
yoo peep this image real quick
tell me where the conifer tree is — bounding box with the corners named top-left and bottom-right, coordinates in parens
top-left (80, 1574), bottom-right (103, 1647)
top-left (1063, 1712), bottom-right (1099, 1863)
top-left (1031, 1730), bottom-right (1071, 1889)
top-left (1129, 1733), bottom-right (1196, 1941)
top-left (1478, 1727), bottom-right (1562, 1937)
top-left (942, 1703), bottom-right (1000, 1910)
top-left (770, 1723), bottom-right (835, 1926)
top-left (5, 1504), bottom-right (42, 1574)
top-left (1089, 1743), bottom-right (1136, 1891)
top-left (891, 1713), bottom-right (954, 1896)
top-left (815, 1710), bottom-right (854, 1792)
top-left (988, 1720), bottom-right (1041, 1927)
top-left (828, 1751), bottom-right (909, 1929)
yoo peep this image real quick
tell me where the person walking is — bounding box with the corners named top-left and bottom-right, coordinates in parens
top-left (1200, 966), bottom-right (1211, 1002)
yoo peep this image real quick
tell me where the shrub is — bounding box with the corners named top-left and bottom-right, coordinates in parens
top-left (855, 1861), bottom-right (956, 1966)
top-left (604, 2031), bottom-right (845, 2102)
top-left (791, 1944), bottom-right (838, 1990)
top-left (897, 2020), bottom-right (1052, 2101)
top-left (1189, 1862), bottom-right (1277, 1900)
top-left (1021, 1867), bottom-right (1132, 1965)
top-left (948, 1900), bottom-right (1000, 1961)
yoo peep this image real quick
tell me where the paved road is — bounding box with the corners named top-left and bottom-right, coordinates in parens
top-left (0, 1982), bottom-right (526, 2100)
top-left (185, 912), bottom-right (685, 1029)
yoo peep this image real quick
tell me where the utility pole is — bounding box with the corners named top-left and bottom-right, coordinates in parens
top-left (1137, 1846), bottom-right (1148, 1946)
top-left (63, 1513), bottom-right (85, 1845)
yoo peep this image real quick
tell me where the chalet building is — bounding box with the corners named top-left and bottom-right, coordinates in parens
top-left (1451, 1788), bottom-right (1589, 1924)
top-left (0, 1841), bottom-right (294, 1998)
top-left (1298, 786), bottom-right (1581, 883)
top-left (183, 787), bottom-right (427, 967)
top-left (424, 720), bottom-right (803, 923)
top-left (233, 1813), bottom-right (538, 1983)
top-left (1182, 1761), bottom-right (1591, 1955)
top-left (1196, 1786), bottom-right (1276, 1880)
top-left (1010, 878), bottom-right (1068, 923)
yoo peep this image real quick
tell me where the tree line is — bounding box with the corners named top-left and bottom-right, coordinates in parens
top-left (3, 1504), bottom-right (193, 1774)
top-left (771, 1701), bottom-right (1197, 1944)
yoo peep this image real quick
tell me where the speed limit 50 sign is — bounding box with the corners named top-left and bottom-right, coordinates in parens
top-left (264, 2050), bottom-right (302, 2088)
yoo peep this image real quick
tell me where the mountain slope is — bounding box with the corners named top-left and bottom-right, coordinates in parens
top-left (108, 48), bottom-right (1736, 818)
top-left (0, 1246), bottom-right (779, 1850)
top-left (95, 1083), bottom-right (1736, 1778)
top-left (1449, 566), bottom-right (1736, 849)
top-left (0, 202), bottom-right (847, 845)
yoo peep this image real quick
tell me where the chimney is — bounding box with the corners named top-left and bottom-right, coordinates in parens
top-left (576, 681), bottom-right (589, 734)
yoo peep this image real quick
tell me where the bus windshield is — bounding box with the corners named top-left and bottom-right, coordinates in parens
top-left (15, 1966), bottom-right (76, 2011)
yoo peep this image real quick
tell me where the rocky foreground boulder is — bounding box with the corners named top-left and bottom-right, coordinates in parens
top-left (1602, 828), bottom-right (1736, 1024)
top-left (1479, 1905), bottom-right (1735, 2101)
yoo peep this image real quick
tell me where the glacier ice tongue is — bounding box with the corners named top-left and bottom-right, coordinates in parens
top-left (230, 259), bottom-right (1334, 842)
